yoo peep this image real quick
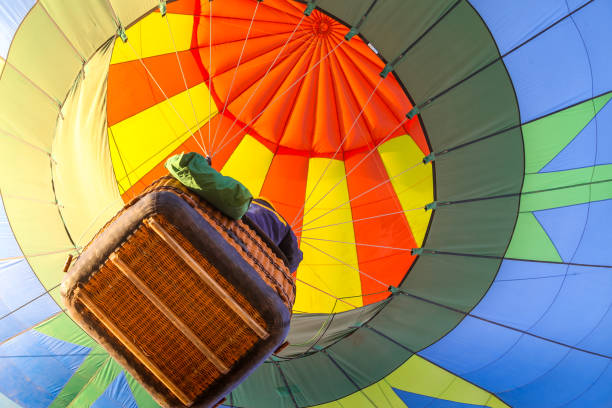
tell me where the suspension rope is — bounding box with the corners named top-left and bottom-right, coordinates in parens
top-left (291, 117), bottom-right (410, 230)
top-left (124, 41), bottom-right (209, 156)
top-left (163, 12), bottom-right (207, 151)
top-left (299, 207), bottom-right (425, 233)
top-left (289, 76), bottom-right (385, 228)
top-left (214, 13), bottom-right (307, 154)
top-left (300, 236), bottom-right (416, 252)
top-left (210, 0), bottom-right (262, 151)
top-left (300, 241), bottom-right (391, 290)
top-left (297, 158), bottom-right (423, 232)
top-left (211, 38), bottom-right (345, 158)
top-left (295, 276), bottom-right (357, 309)
top-left (208, 0), bottom-right (213, 149)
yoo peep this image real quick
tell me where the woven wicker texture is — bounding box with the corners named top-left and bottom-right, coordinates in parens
top-left (75, 215), bottom-right (267, 404)
top-left (143, 176), bottom-right (296, 308)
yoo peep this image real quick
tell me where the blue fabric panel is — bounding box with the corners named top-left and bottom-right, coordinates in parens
top-left (530, 265), bottom-right (612, 351)
top-left (497, 350), bottom-right (609, 408)
top-left (577, 303), bottom-right (612, 357)
top-left (533, 203), bottom-right (589, 262)
top-left (392, 388), bottom-right (487, 407)
top-left (419, 316), bottom-right (522, 374)
top-left (563, 362), bottom-right (612, 408)
top-left (468, 0), bottom-right (568, 55)
top-left (573, 199), bottom-right (612, 266)
top-left (461, 333), bottom-right (568, 394)
top-left (91, 372), bottom-right (138, 408)
top-left (471, 260), bottom-right (567, 330)
top-left (503, 18), bottom-right (592, 123)
top-left (594, 96), bottom-right (612, 166)
top-left (570, 1), bottom-right (612, 98)
top-left (0, 330), bottom-right (90, 407)
top-left (0, 0), bottom-right (35, 58)
top-left (0, 198), bottom-right (60, 342)
top-left (539, 119), bottom-right (596, 173)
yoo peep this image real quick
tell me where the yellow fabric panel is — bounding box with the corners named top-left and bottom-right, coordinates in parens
top-left (377, 135), bottom-right (433, 246)
top-left (294, 158), bottom-right (362, 314)
top-left (110, 82), bottom-right (217, 191)
top-left (313, 381), bottom-right (408, 408)
top-left (221, 135), bottom-right (274, 196)
top-left (386, 355), bottom-right (509, 408)
top-left (9, 4), bottom-right (83, 101)
top-left (110, 12), bottom-right (194, 64)
top-left (53, 44), bottom-right (124, 251)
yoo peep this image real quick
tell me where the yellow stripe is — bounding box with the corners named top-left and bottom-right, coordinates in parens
top-left (109, 82), bottom-right (217, 191)
top-left (378, 135), bottom-right (434, 246)
top-left (294, 158), bottom-right (362, 314)
top-left (111, 13), bottom-right (194, 64)
top-left (221, 135), bottom-right (274, 196)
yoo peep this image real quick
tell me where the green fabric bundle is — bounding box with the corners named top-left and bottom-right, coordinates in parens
top-left (165, 152), bottom-right (253, 220)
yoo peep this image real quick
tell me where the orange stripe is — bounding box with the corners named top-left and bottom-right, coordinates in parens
top-left (107, 50), bottom-right (207, 126)
top-left (345, 150), bottom-right (417, 305)
top-left (258, 152), bottom-right (309, 240)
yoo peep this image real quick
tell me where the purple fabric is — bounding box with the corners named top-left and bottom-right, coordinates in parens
top-left (246, 199), bottom-right (303, 272)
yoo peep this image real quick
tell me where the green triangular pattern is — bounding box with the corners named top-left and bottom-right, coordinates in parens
top-left (505, 213), bottom-right (562, 262)
top-left (126, 372), bottom-right (161, 408)
top-left (522, 92), bottom-right (612, 173)
top-left (520, 164), bottom-right (612, 212)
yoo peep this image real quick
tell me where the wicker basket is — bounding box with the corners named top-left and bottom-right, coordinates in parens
top-left (61, 176), bottom-right (295, 408)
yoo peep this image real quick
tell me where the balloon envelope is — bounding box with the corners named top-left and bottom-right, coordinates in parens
top-left (0, 0), bottom-right (610, 407)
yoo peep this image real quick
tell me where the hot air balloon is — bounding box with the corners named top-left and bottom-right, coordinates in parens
top-left (0, 0), bottom-right (611, 406)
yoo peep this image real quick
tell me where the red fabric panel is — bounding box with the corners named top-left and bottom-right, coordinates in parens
top-left (344, 150), bottom-right (417, 305)
top-left (258, 151), bottom-right (309, 239)
top-left (107, 50), bottom-right (207, 126)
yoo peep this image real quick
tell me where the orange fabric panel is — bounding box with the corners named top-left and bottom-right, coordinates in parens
top-left (344, 150), bottom-right (417, 304)
top-left (107, 50), bottom-right (207, 126)
top-left (258, 150), bottom-right (309, 238)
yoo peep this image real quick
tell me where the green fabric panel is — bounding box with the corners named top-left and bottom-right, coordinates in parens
top-left (326, 327), bottom-right (410, 389)
top-left (423, 197), bottom-right (519, 256)
top-left (313, 0), bottom-right (374, 27)
top-left (368, 293), bottom-right (462, 351)
top-left (392, 1), bottom-right (499, 106)
top-left (8, 4), bottom-right (83, 102)
top-left (166, 152), bottom-right (253, 220)
top-left (40, 0), bottom-right (118, 59)
top-left (125, 373), bottom-right (161, 408)
top-left (416, 61), bottom-right (520, 152)
top-left (49, 351), bottom-right (110, 408)
top-left (281, 302), bottom-right (384, 357)
top-left (505, 213), bottom-right (562, 262)
top-left (522, 92), bottom-right (612, 173)
top-left (434, 128), bottom-right (523, 201)
top-left (278, 352), bottom-right (357, 407)
top-left (232, 362), bottom-right (289, 408)
top-left (359, 0), bottom-right (456, 62)
top-left (65, 357), bottom-right (123, 408)
top-left (35, 314), bottom-right (110, 408)
top-left (35, 313), bottom-right (96, 347)
top-left (401, 253), bottom-right (502, 312)
top-left (520, 164), bottom-right (612, 212)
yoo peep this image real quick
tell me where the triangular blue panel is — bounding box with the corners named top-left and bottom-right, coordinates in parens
top-left (0, 330), bottom-right (90, 407)
top-left (533, 203), bottom-right (589, 262)
top-left (92, 372), bottom-right (138, 408)
top-left (392, 388), bottom-right (488, 408)
top-left (540, 118), bottom-right (596, 173)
